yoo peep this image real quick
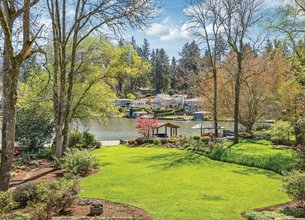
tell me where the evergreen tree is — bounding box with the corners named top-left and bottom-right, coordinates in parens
top-left (176, 41), bottom-right (201, 96)
top-left (141, 38), bottom-right (150, 61)
top-left (170, 57), bottom-right (178, 92)
top-left (151, 49), bottom-right (171, 94)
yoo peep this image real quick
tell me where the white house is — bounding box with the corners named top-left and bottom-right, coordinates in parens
top-left (172, 94), bottom-right (186, 108)
top-left (114, 99), bottom-right (133, 107)
top-left (130, 99), bottom-right (148, 108)
top-left (154, 94), bottom-right (172, 109)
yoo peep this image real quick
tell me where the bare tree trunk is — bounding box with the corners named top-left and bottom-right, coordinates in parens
top-left (62, 0), bottom-right (81, 153)
top-left (0, 35), bottom-right (20, 190)
top-left (233, 54), bottom-right (242, 144)
top-left (233, 82), bottom-right (240, 144)
top-left (213, 69), bottom-right (219, 137)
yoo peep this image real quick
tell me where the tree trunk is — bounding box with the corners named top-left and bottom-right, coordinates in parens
top-left (213, 69), bottom-right (219, 137)
top-left (0, 58), bottom-right (20, 191)
top-left (234, 54), bottom-right (242, 144)
top-left (233, 81), bottom-right (240, 144)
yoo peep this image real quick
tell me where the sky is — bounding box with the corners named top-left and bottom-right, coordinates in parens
top-left (124, 0), bottom-right (284, 59)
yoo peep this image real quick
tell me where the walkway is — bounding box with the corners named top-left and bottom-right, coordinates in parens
top-left (101, 140), bottom-right (121, 146)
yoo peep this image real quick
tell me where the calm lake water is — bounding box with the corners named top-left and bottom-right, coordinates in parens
top-left (72, 118), bottom-right (235, 141)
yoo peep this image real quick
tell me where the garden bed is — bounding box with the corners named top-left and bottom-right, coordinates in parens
top-left (6, 159), bottom-right (152, 220)
top-left (62, 198), bottom-right (151, 219)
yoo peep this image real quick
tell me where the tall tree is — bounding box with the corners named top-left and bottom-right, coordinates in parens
top-left (151, 48), bottom-right (171, 93)
top-left (47, 0), bottom-right (158, 158)
top-left (186, 0), bottom-right (225, 136)
top-left (270, 0), bottom-right (305, 147)
top-left (176, 41), bottom-right (201, 96)
top-left (0, 0), bottom-right (42, 191)
top-left (170, 57), bottom-right (178, 92)
top-left (219, 0), bottom-right (262, 143)
top-left (136, 38), bottom-right (151, 89)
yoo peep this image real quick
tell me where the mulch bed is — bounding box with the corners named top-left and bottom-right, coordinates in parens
top-left (9, 160), bottom-right (152, 220)
top-left (254, 201), bottom-right (296, 212)
top-left (241, 201), bottom-right (302, 219)
top-left (62, 199), bottom-right (151, 220)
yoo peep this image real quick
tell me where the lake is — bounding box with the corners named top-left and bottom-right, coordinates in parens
top-left (71, 118), bottom-right (235, 141)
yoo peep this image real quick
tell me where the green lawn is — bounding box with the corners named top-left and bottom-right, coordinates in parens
top-left (229, 140), bottom-right (295, 157)
top-left (81, 146), bottom-right (289, 220)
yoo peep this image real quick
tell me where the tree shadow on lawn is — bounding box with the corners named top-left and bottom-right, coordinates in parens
top-left (131, 151), bottom-right (282, 180)
top-left (201, 194), bottom-right (226, 201)
top-left (131, 151), bottom-right (224, 171)
top-left (230, 167), bottom-right (281, 180)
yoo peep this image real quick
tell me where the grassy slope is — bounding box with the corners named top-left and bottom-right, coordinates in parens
top-left (81, 146), bottom-right (289, 220)
top-left (229, 140), bottom-right (294, 157)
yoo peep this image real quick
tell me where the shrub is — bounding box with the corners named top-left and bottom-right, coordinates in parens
top-left (0, 190), bottom-right (19, 214)
top-left (144, 138), bottom-right (154, 144)
top-left (168, 137), bottom-right (178, 144)
top-left (193, 136), bottom-right (201, 141)
top-left (68, 130), bottom-right (101, 149)
top-left (270, 121), bottom-right (294, 145)
top-left (68, 130), bottom-right (83, 148)
top-left (280, 207), bottom-right (305, 218)
top-left (39, 147), bottom-right (54, 159)
top-left (28, 178), bottom-right (80, 218)
top-left (61, 149), bottom-right (97, 175)
top-left (246, 211), bottom-right (288, 220)
top-left (153, 138), bottom-right (161, 145)
top-left (200, 137), bottom-right (211, 145)
top-left (1, 212), bottom-right (31, 220)
top-left (82, 131), bottom-right (101, 148)
top-left (15, 107), bottom-right (53, 152)
top-left (128, 138), bottom-right (136, 145)
top-left (161, 138), bottom-right (168, 145)
top-left (282, 171), bottom-right (305, 208)
top-left (136, 137), bottom-right (145, 145)
top-left (13, 183), bottom-right (37, 208)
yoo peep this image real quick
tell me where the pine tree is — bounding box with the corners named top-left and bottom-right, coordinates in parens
top-left (151, 49), bottom-right (171, 94)
top-left (170, 57), bottom-right (178, 92)
top-left (176, 41), bottom-right (202, 96)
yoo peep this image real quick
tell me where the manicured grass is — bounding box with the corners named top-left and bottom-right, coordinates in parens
top-left (229, 140), bottom-right (294, 157)
top-left (208, 140), bottom-right (297, 174)
top-left (81, 146), bottom-right (289, 220)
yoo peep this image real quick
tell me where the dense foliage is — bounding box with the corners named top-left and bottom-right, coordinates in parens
top-left (68, 130), bottom-right (101, 149)
top-left (61, 149), bottom-right (98, 175)
top-left (269, 121), bottom-right (294, 145)
top-left (15, 107), bottom-right (53, 151)
top-left (282, 171), bottom-right (305, 208)
top-left (0, 178), bottom-right (80, 219)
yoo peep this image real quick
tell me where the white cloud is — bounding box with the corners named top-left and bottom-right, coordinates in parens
top-left (144, 17), bottom-right (191, 42)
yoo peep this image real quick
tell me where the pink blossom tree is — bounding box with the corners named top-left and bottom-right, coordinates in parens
top-left (135, 118), bottom-right (159, 138)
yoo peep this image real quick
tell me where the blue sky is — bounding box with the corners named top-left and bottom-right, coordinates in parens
top-left (125, 0), bottom-right (283, 59)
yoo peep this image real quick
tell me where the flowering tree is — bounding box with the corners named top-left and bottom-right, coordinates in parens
top-left (136, 118), bottom-right (159, 138)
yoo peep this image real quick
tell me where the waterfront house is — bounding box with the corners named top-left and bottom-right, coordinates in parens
top-left (172, 94), bottom-right (186, 108)
top-left (130, 98), bottom-right (149, 108)
top-left (154, 94), bottom-right (173, 109)
top-left (114, 99), bottom-right (133, 107)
